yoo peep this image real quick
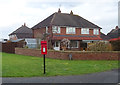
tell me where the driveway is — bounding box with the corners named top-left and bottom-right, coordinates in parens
top-left (2, 69), bottom-right (120, 83)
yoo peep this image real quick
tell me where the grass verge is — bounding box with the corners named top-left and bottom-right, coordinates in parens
top-left (2, 52), bottom-right (119, 77)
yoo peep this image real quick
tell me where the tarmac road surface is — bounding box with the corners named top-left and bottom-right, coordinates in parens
top-left (2, 69), bottom-right (120, 83)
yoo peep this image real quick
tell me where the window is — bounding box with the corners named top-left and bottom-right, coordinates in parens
top-left (81, 28), bottom-right (89, 34)
top-left (94, 29), bottom-right (99, 35)
top-left (52, 26), bottom-right (60, 33)
top-left (54, 41), bottom-right (60, 47)
top-left (66, 27), bottom-right (76, 34)
top-left (10, 35), bottom-right (16, 38)
top-left (46, 27), bottom-right (48, 33)
top-left (69, 41), bottom-right (78, 48)
top-left (12, 35), bottom-right (14, 38)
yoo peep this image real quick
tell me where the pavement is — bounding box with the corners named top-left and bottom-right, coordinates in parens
top-left (2, 69), bottom-right (120, 83)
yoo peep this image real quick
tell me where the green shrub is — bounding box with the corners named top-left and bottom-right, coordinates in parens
top-left (24, 46), bottom-right (28, 48)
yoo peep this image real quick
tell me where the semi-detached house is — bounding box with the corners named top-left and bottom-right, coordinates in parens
top-left (32, 9), bottom-right (102, 51)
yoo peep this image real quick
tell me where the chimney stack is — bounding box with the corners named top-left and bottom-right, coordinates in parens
top-left (115, 26), bottom-right (119, 29)
top-left (24, 23), bottom-right (26, 26)
top-left (70, 10), bottom-right (73, 15)
top-left (58, 8), bottom-right (61, 13)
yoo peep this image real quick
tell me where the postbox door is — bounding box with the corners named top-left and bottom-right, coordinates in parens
top-left (41, 41), bottom-right (47, 54)
top-left (41, 46), bottom-right (47, 54)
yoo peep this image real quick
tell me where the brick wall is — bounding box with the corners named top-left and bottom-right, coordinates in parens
top-left (33, 28), bottom-right (46, 38)
top-left (15, 48), bottom-right (119, 60)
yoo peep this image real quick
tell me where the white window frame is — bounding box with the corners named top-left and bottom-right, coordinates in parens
top-left (66, 27), bottom-right (76, 34)
top-left (52, 26), bottom-right (60, 33)
top-left (54, 41), bottom-right (60, 47)
top-left (46, 27), bottom-right (48, 33)
top-left (81, 28), bottom-right (89, 34)
top-left (94, 29), bottom-right (99, 35)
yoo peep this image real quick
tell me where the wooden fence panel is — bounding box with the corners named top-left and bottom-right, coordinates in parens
top-left (2, 42), bottom-right (16, 53)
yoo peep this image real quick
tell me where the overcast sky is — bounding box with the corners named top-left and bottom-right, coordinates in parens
top-left (0, 0), bottom-right (119, 39)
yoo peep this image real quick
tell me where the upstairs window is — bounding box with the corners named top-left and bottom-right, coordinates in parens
top-left (52, 26), bottom-right (60, 33)
top-left (66, 27), bottom-right (76, 34)
top-left (46, 27), bottom-right (48, 33)
top-left (81, 28), bottom-right (89, 34)
top-left (10, 35), bottom-right (16, 38)
top-left (94, 29), bottom-right (99, 35)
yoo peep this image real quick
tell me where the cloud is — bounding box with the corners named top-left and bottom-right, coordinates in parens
top-left (0, 0), bottom-right (119, 39)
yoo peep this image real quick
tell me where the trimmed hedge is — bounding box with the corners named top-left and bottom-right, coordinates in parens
top-left (110, 40), bottom-right (120, 51)
top-left (88, 41), bottom-right (112, 51)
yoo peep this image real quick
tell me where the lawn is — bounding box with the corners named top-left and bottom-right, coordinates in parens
top-left (2, 52), bottom-right (119, 77)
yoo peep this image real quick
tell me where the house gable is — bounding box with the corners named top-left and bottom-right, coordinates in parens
top-left (9, 23), bottom-right (33, 40)
top-left (107, 26), bottom-right (120, 39)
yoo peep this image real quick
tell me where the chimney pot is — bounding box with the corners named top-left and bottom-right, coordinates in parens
top-left (70, 10), bottom-right (73, 15)
top-left (24, 23), bottom-right (26, 26)
top-left (116, 26), bottom-right (119, 29)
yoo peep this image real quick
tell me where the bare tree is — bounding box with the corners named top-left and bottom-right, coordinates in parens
top-left (36, 33), bottom-right (43, 49)
top-left (61, 38), bottom-right (70, 51)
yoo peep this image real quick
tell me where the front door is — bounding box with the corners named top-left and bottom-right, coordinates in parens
top-left (53, 41), bottom-right (60, 51)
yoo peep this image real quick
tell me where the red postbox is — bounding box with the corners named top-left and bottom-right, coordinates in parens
top-left (41, 41), bottom-right (47, 55)
top-left (41, 41), bottom-right (47, 74)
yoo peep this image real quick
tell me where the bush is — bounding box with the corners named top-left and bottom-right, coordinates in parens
top-left (88, 41), bottom-right (112, 51)
top-left (110, 40), bottom-right (120, 51)
top-left (24, 46), bottom-right (28, 48)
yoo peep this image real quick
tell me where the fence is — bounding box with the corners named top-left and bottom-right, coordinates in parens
top-left (1, 42), bottom-right (16, 53)
top-left (1, 42), bottom-right (24, 53)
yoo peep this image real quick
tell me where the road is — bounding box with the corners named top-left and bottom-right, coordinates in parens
top-left (2, 69), bottom-right (120, 83)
